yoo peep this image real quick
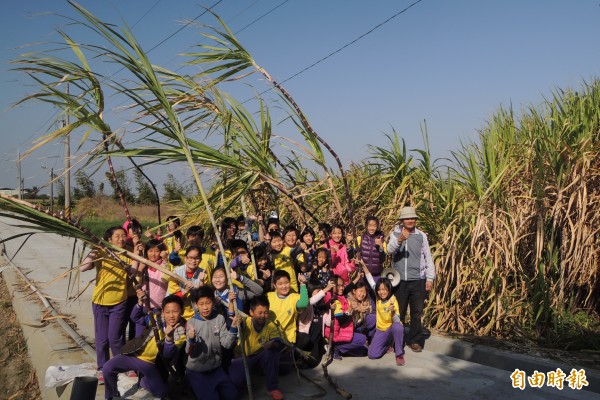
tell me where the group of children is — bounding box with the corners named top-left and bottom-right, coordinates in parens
top-left (81, 214), bottom-right (409, 400)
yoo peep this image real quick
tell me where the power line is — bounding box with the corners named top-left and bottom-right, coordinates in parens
top-left (167, 0), bottom-right (289, 73)
top-left (279, 0), bottom-right (424, 87)
top-left (146, 0), bottom-right (224, 54)
top-left (131, 0), bottom-right (162, 29)
top-left (227, 0), bottom-right (261, 24)
top-left (234, 0), bottom-right (290, 35)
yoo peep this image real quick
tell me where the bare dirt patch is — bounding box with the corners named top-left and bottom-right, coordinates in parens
top-left (0, 276), bottom-right (41, 400)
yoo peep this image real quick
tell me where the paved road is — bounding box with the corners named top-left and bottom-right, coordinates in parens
top-left (0, 215), bottom-right (596, 400)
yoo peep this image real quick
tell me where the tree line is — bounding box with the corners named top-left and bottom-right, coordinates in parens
top-left (64, 169), bottom-right (193, 205)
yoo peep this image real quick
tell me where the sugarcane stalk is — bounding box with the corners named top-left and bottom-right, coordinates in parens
top-left (102, 132), bottom-right (131, 222)
top-left (115, 137), bottom-right (162, 224)
top-left (179, 142), bottom-right (254, 399)
top-left (255, 66), bottom-right (360, 257)
top-left (240, 198), bottom-right (257, 268)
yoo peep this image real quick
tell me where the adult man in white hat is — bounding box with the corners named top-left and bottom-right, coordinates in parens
top-left (387, 206), bottom-right (435, 352)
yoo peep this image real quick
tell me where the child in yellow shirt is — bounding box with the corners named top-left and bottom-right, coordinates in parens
top-left (102, 294), bottom-right (186, 399)
top-left (364, 266), bottom-right (406, 366)
top-left (230, 295), bottom-right (287, 400)
top-left (268, 231), bottom-right (303, 293)
top-left (81, 226), bottom-right (136, 375)
top-left (266, 270), bottom-right (308, 344)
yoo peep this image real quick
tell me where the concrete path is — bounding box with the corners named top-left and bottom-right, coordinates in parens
top-left (0, 215), bottom-right (597, 400)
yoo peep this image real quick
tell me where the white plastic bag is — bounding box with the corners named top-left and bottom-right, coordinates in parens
top-left (44, 363), bottom-right (97, 388)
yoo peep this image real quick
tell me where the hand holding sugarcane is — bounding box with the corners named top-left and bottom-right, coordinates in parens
top-left (324, 280), bottom-right (336, 292)
top-left (181, 281), bottom-right (194, 296)
top-left (136, 287), bottom-right (147, 306)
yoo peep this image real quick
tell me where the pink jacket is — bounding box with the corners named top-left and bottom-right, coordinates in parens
top-left (328, 239), bottom-right (356, 285)
top-left (146, 260), bottom-right (168, 309)
top-left (323, 292), bottom-right (354, 343)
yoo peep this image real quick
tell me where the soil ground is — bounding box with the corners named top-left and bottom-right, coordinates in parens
top-left (0, 276), bottom-right (41, 400)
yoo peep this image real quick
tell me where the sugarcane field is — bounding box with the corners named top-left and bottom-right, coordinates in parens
top-left (1, 1), bottom-right (600, 400)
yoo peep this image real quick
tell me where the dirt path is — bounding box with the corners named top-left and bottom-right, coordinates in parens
top-left (0, 276), bottom-right (41, 400)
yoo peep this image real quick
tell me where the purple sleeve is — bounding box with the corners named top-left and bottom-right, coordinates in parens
top-left (229, 256), bottom-right (242, 269)
top-left (162, 340), bottom-right (178, 359)
top-left (130, 303), bottom-right (146, 326)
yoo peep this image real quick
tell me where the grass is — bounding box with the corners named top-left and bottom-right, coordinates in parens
top-left (73, 197), bottom-right (175, 237)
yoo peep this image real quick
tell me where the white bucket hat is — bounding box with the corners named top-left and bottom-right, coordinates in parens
top-left (399, 206), bottom-right (418, 220)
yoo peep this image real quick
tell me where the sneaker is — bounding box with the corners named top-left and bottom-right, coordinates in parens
top-left (408, 343), bottom-right (423, 353)
top-left (97, 370), bottom-right (105, 385)
top-left (268, 389), bottom-right (284, 400)
top-left (130, 387), bottom-right (151, 399)
top-left (386, 345), bottom-right (394, 353)
top-left (126, 370), bottom-right (138, 378)
top-left (395, 355), bottom-right (406, 366)
top-left (333, 350), bottom-right (342, 360)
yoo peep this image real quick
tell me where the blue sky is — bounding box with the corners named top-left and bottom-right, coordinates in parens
top-left (1, 0), bottom-right (599, 193)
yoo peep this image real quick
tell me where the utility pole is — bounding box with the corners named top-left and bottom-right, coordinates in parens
top-left (50, 167), bottom-right (54, 214)
top-left (64, 82), bottom-right (71, 219)
top-left (17, 149), bottom-right (22, 199)
top-left (41, 165), bottom-right (54, 213)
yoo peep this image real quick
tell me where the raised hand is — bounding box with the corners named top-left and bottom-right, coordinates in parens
top-left (160, 250), bottom-right (169, 262)
top-left (187, 324), bottom-right (195, 339)
top-left (136, 287), bottom-right (147, 305)
top-left (298, 273), bottom-right (307, 285)
top-left (182, 281), bottom-right (194, 295)
top-left (261, 269), bottom-right (271, 279)
top-left (324, 280), bottom-right (336, 292)
top-left (239, 253), bottom-right (250, 265)
top-left (398, 228), bottom-right (410, 244)
top-left (230, 314), bottom-right (242, 328)
top-left (165, 322), bottom-right (179, 339)
top-left (134, 241), bottom-right (144, 256)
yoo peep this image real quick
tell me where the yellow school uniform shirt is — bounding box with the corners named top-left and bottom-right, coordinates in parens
top-left (376, 296), bottom-right (399, 332)
top-left (92, 252), bottom-right (131, 306)
top-left (137, 326), bottom-right (186, 364)
top-left (237, 318), bottom-right (281, 356)
top-left (271, 246), bottom-right (303, 293)
top-left (200, 247), bottom-right (217, 282)
top-left (267, 291), bottom-right (300, 344)
top-left (162, 234), bottom-right (180, 255)
top-left (237, 262), bottom-right (257, 281)
top-left (167, 266), bottom-right (211, 320)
